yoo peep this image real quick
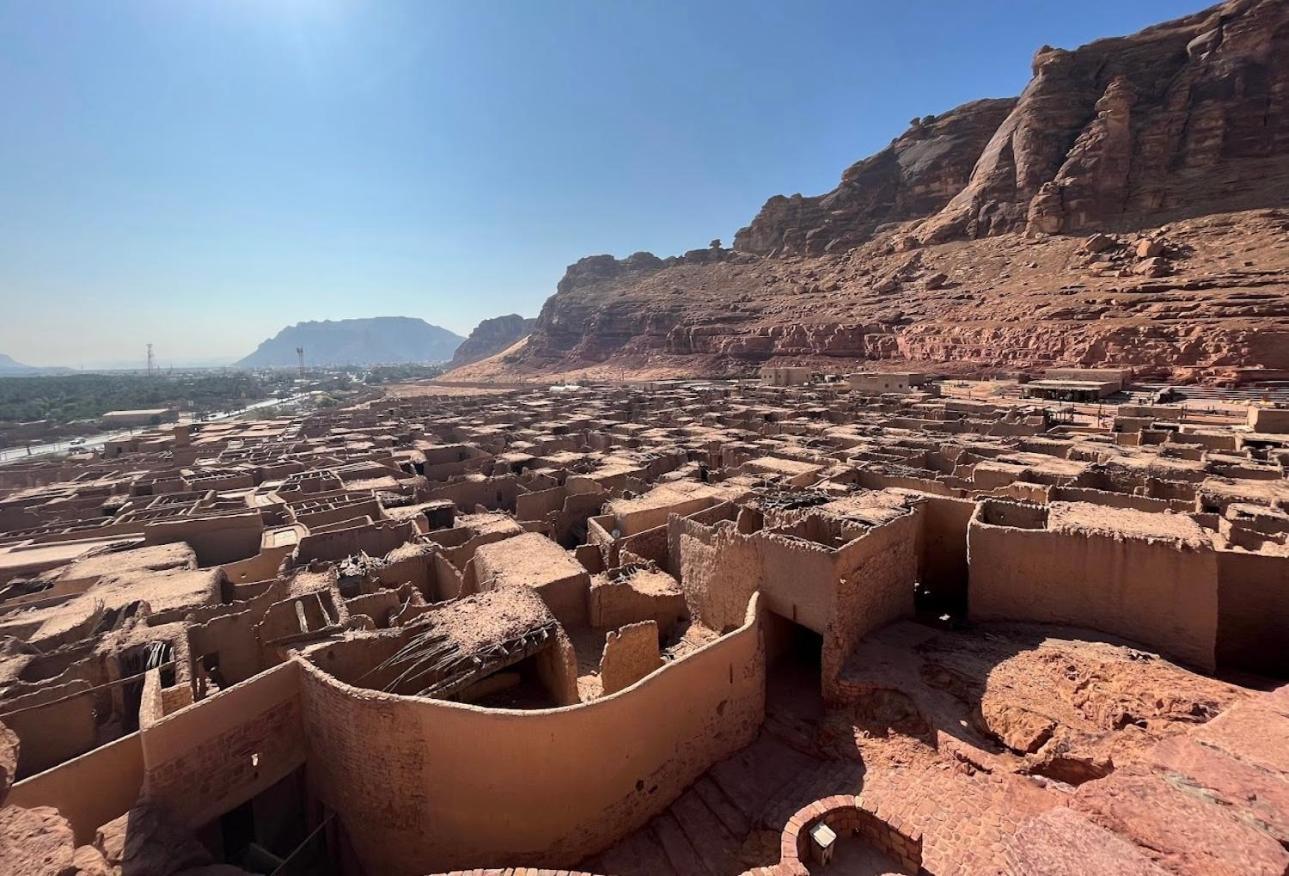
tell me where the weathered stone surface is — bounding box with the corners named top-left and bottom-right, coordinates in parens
top-left (462, 207), bottom-right (1289, 383)
top-left (0, 805), bottom-right (76, 876)
top-left (94, 805), bottom-right (212, 876)
top-left (998, 807), bottom-right (1170, 875)
top-left (451, 313), bottom-right (537, 367)
top-left (733, 98), bottom-right (1017, 257)
top-left (923, 0), bottom-right (1289, 242)
top-left (0, 721), bottom-right (16, 805)
top-left (1073, 767), bottom-right (1289, 875)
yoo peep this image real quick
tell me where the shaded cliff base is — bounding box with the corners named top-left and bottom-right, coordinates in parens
top-left (445, 208), bottom-right (1289, 385)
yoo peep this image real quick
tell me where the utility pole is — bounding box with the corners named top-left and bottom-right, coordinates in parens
top-left (296, 347), bottom-right (305, 380)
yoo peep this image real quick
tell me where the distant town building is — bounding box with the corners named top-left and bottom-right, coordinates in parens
top-left (100, 408), bottom-right (178, 428)
top-left (761, 366), bottom-right (813, 386)
top-left (846, 372), bottom-right (928, 394)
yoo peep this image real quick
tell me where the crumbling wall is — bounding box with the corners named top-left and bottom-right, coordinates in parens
top-left (138, 661), bottom-right (304, 827)
top-left (618, 523), bottom-right (670, 567)
top-left (826, 511), bottom-right (920, 699)
top-left (516, 486), bottom-right (568, 521)
top-left (5, 731), bottom-right (144, 845)
top-left (186, 608), bottom-right (266, 687)
top-left (588, 573), bottom-right (686, 635)
top-left (3, 680), bottom-right (97, 778)
top-left (144, 512), bottom-right (264, 567)
top-left (297, 596), bottom-right (764, 874)
top-left (914, 494), bottom-right (973, 613)
top-left (757, 533), bottom-right (837, 636)
top-left (967, 506), bottom-right (1219, 671)
top-left (296, 520), bottom-right (417, 565)
top-left (671, 517), bottom-right (761, 631)
top-left (599, 621), bottom-right (662, 695)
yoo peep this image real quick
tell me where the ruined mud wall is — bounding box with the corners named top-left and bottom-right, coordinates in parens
top-left (671, 517), bottom-right (764, 631)
top-left (967, 509), bottom-right (1219, 670)
top-left (296, 597), bottom-right (764, 874)
top-left (915, 494), bottom-right (974, 612)
top-left (138, 661), bottom-right (304, 828)
top-left (826, 511), bottom-right (921, 698)
top-left (6, 731), bottom-right (143, 844)
top-left (2, 681), bottom-right (97, 778)
top-left (144, 511), bottom-right (264, 566)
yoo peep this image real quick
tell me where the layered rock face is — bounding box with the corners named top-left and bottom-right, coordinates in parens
top-left (479, 0), bottom-right (1289, 382)
top-left (922, 0), bottom-right (1289, 241)
top-left (451, 313), bottom-right (537, 367)
top-left (734, 98), bottom-right (1018, 257)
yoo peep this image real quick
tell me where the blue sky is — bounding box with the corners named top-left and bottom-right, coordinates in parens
top-left (0, 0), bottom-right (1208, 367)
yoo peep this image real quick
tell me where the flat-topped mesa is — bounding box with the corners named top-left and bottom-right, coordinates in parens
top-left (733, 97), bottom-right (1018, 257)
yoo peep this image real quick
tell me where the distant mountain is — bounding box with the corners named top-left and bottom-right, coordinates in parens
top-left (235, 317), bottom-right (466, 368)
top-left (0, 353), bottom-right (72, 376)
top-left (450, 314), bottom-right (537, 367)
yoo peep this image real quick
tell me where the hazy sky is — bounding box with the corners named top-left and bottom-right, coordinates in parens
top-left (0, 0), bottom-right (1207, 367)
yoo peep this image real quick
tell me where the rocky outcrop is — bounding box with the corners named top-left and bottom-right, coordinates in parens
top-left (734, 98), bottom-right (1018, 257)
top-left (0, 721), bottom-right (15, 804)
top-left (450, 314), bottom-right (537, 367)
top-left (506, 0), bottom-right (1289, 381)
top-left (922, 0), bottom-right (1289, 241)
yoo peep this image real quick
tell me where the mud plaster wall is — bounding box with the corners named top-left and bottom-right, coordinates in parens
top-left (426, 474), bottom-right (519, 512)
top-left (757, 534), bottom-right (840, 637)
top-left (599, 621), bottom-right (662, 695)
top-left (1216, 550), bottom-right (1289, 676)
top-left (4, 682), bottom-right (96, 777)
top-left (967, 521), bottom-right (1219, 671)
top-left (296, 597), bottom-right (765, 875)
top-left (825, 511), bottom-right (920, 700)
top-left (619, 523), bottom-right (670, 567)
top-left (673, 517), bottom-right (762, 631)
top-left (186, 608), bottom-right (263, 686)
top-left (296, 521), bottom-right (414, 564)
top-left (139, 660), bottom-right (304, 827)
top-left (6, 731), bottom-right (144, 845)
top-left (517, 486), bottom-right (567, 521)
top-left (144, 513), bottom-right (263, 566)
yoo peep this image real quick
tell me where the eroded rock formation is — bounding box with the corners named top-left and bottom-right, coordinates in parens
top-left (451, 314), bottom-right (537, 367)
top-left (466, 0), bottom-right (1289, 382)
top-left (734, 98), bottom-right (1018, 257)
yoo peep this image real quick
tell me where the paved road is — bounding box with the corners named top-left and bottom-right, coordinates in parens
top-left (0, 393), bottom-right (313, 466)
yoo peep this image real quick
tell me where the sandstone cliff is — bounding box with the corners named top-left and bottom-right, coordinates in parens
top-left (459, 0), bottom-right (1289, 383)
top-left (920, 0), bottom-right (1289, 242)
top-left (451, 314), bottom-right (537, 367)
top-left (733, 98), bottom-right (1019, 257)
